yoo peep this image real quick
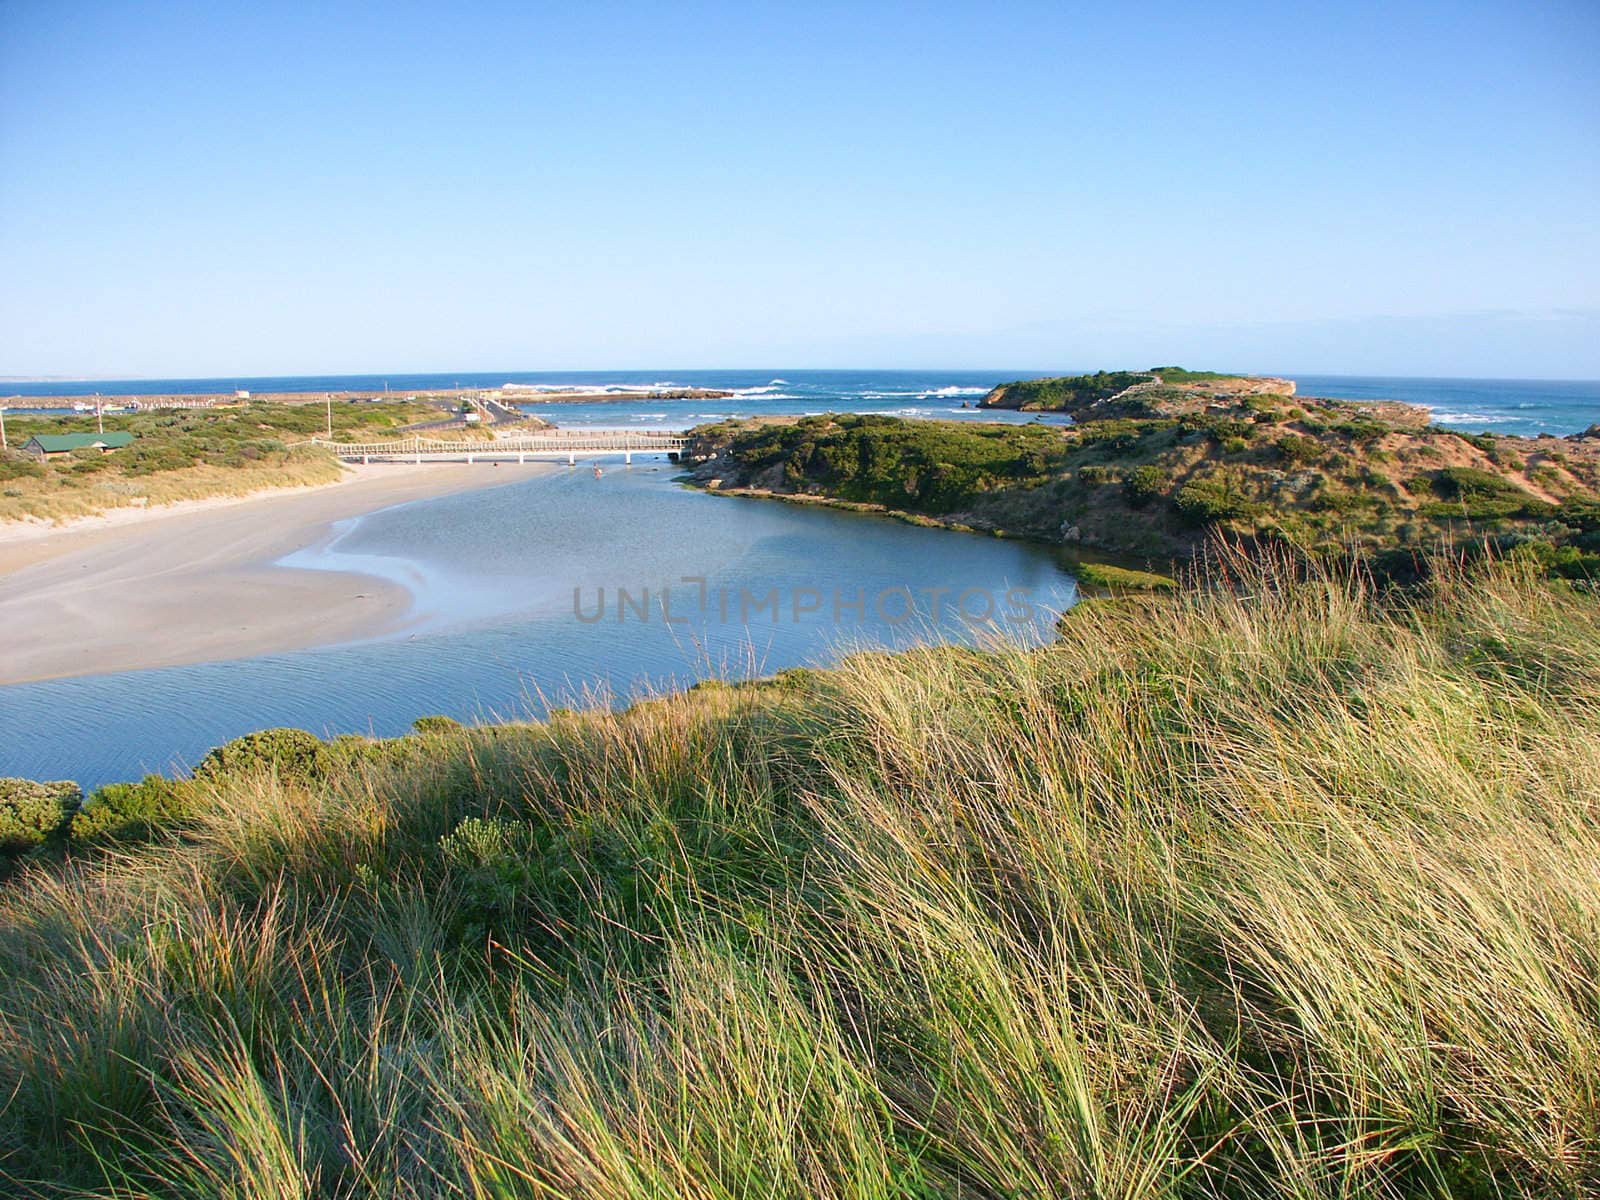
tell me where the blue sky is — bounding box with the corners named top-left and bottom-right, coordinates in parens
top-left (2, 0), bottom-right (1596, 378)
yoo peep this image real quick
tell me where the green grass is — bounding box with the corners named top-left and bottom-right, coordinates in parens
top-left (0, 552), bottom-right (1597, 1195)
top-left (1071, 560), bottom-right (1176, 591)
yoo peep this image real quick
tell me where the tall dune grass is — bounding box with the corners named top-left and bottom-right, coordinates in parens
top-left (0, 555), bottom-right (1596, 1196)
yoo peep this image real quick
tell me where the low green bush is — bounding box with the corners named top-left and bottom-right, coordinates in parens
top-left (412, 715), bottom-right (463, 735)
top-left (69, 776), bottom-right (189, 845)
top-left (1174, 476), bottom-right (1259, 525)
top-left (1276, 434), bottom-right (1325, 465)
top-left (0, 454), bottom-right (45, 483)
top-left (1124, 464), bottom-right (1166, 505)
top-left (0, 778), bottom-right (80, 855)
top-left (192, 727), bottom-right (329, 786)
top-left (1417, 467), bottom-right (1549, 520)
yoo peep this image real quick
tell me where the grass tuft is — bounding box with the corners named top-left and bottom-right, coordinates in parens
top-left (0, 553), bottom-right (1597, 1195)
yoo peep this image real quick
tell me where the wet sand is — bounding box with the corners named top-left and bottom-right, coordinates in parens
top-left (0, 463), bottom-right (550, 684)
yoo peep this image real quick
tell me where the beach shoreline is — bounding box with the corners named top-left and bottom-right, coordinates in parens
top-left (0, 462), bottom-right (551, 684)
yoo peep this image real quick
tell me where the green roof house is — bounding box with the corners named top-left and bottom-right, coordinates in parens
top-left (21, 432), bottom-right (136, 461)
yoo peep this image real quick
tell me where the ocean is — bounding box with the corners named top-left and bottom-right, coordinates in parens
top-left (4, 369), bottom-right (1597, 438)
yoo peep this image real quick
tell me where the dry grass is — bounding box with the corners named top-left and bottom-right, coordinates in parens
top-left (0, 456), bottom-right (345, 524)
top-left (0, 554), bottom-right (1596, 1196)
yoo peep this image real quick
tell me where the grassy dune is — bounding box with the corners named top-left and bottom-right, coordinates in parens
top-left (0, 400), bottom-right (434, 524)
top-left (1, 555), bottom-right (1597, 1195)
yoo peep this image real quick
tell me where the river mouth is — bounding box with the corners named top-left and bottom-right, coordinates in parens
top-left (0, 462), bottom-right (1079, 789)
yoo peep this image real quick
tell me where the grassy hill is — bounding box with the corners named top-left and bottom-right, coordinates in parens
top-left (0, 556), bottom-right (1596, 1194)
top-left (0, 399), bottom-right (439, 523)
top-left (683, 395), bottom-right (1600, 571)
top-left (977, 367), bottom-right (1299, 414)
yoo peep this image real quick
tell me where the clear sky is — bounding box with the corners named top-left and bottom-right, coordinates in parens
top-left (2, 0), bottom-right (1597, 379)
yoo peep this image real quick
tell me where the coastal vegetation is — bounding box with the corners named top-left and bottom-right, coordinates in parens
top-left (683, 385), bottom-right (1600, 570)
top-left (0, 399), bottom-right (435, 523)
top-left (1144, 366), bottom-right (1232, 384)
top-left (1, 552), bottom-right (1597, 1195)
top-left (978, 369), bottom-right (1151, 411)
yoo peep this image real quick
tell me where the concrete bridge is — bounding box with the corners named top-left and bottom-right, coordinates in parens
top-left (312, 429), bottom-right (689, 466)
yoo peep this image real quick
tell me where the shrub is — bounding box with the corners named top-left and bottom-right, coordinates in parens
top-left (412, 715), bottom-right (463, 735)
top-left (1276, 435), bottom-right (1325, 465)
top-left (1312, 488), bottom-right (1377, 514)
top-left (1329, 419), bottom-right (1389, 444)
top-left (1174, 476), bottom-right (1258, 525)
top-left (1077, 465), bottom-right (1113, 485)
top-left (438, 816), bottom-right (539, 943)
top-left (1488, 449), bottom-right (1525, 471)
top-left (1418, 467), bottom-right (1548, 520)
top-left (69, 776), bottom-right (189, 845)
top-left (0, 454), bottom-right (45, 483)
top-left (1509, 539), bottom-right (1600, 580)
top-left (0, 778), bottom-right (81, 855)
top-left (710, 415), bottom-right (1067, 514)
top-left (1559, 498), bottom-right (1600, 533)
top-left (1243, 394), bottom-right (1289, 413)
top-left (191, 727), bottom-right (328, 786)
top-left (1124, 465), bottom-right (1166, 505)
top-left (1192, 417), bottom-right (1254, 444)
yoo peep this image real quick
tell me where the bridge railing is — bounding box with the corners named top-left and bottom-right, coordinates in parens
top-left (311, 430), bottom-right (689, 457)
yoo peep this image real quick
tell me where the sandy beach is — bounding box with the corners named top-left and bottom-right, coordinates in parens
top-left (0, 463), bottom-right (549, 684)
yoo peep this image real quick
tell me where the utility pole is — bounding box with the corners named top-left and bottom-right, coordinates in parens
top-left (326, 393), bottom-right (333, 438)
top-left (96, 395), bottom-right (104, 435)
top-left (0, 404), bottom-right (7, 451)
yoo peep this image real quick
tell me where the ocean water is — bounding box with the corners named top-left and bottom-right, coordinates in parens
top-left (1295, 375), bottom-right (1599, 440)
top-left (0, 465), bottom-right (1078, 789)
top-left (5, 369), bottom-right (1597, 437)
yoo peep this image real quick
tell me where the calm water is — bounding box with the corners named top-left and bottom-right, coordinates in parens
top-left (0, 465), bottom-right (1077, 789)
top-left (6, 368), bottom-right (1597, 436)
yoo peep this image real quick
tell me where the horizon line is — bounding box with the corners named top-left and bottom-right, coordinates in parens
top-left (6, 365), bottom-right (1600, 388)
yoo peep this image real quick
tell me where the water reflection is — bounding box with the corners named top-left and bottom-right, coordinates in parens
top-left (0, 464), bottom-right (1077, 788)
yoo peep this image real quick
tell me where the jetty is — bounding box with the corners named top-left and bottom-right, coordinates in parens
top-left (312, 428), bottom-right (689, 466)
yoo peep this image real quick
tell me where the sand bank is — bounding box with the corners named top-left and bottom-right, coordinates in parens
top-left (0, 463), bottom-right (550, 684)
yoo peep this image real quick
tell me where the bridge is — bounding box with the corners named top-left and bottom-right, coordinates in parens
top-left (312, 429), bottom-right (690, 466)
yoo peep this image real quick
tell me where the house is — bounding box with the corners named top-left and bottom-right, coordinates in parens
top-left (21, 432), bottom-right (136, 462)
